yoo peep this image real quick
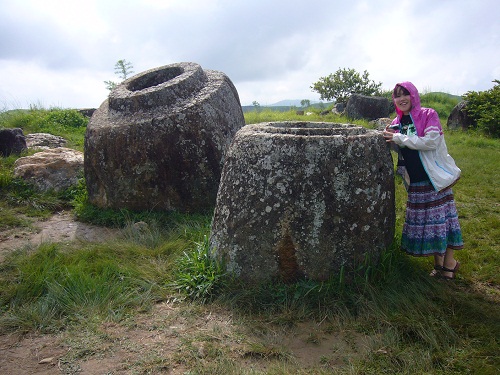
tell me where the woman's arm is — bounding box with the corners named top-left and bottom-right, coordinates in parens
top-left (392, 131), bottom-right (441, 150)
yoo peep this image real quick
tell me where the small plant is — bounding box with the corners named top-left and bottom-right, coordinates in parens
top-left (104, 59), bottom-right (135, 91)
top-left (171, 236), bottom-right (228, 302)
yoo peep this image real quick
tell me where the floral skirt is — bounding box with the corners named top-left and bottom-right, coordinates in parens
top-left (401, 181), bottom-right (464, 256)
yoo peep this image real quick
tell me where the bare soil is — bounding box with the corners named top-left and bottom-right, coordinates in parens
top-left (0, 213), bottom-right (372, 374)
top-left (0, 211), bottom-right (119, 263)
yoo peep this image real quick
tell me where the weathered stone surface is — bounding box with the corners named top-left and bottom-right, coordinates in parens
top-left (447, 101), bottom-right (474, 130)
top-left (26, 133), bottom-right (67, 149)
top-left (210, 122), bottom-right (395, 283)
top-left (370, 117), bottom-right (393, 130)
top-left (346, 94), bottom-right (392, 120)
top-left (0, 128), bottom-right (27, 156)
top-left (84, 62), bottom-right (245, 213)
top-left (333, 102), bottom-right (345, 114)
top-left (14, 148), bottom-right (84, 192)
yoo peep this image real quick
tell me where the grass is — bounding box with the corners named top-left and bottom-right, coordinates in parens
top-left (244, 108), bottom-right (373, 127)
top-left (0, 99), bottom-right (499, 373)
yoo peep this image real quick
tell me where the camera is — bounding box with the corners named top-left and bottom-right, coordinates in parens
top-left (388, 124), bottom-right (400, 130)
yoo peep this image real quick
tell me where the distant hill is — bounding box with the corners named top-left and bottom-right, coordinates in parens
top-left (267, 99), bottom-right (321, 107)
top-left (426, 92), bottom-right (463, 101)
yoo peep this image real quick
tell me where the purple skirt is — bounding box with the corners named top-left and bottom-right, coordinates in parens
top-left (401, 181), bottom-right (464, 256)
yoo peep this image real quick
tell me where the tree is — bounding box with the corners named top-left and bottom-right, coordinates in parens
top-left (104, 59), bottom-right (135, 91)
top-left (300, 99), bottom-right (311, 108)
top-left (311, 68), bottom-right (382, 104)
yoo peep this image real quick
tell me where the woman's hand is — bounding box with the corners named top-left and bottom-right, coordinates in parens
top-left (383, 125), bottom-right (395, 143)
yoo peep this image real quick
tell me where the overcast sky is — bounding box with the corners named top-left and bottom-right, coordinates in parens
top-left (1, 0), bottom-right (498, 110)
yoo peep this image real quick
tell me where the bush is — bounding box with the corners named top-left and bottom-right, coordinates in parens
top-left (462, 80), bottom-right (500, 137)
top-left (42, 109), bottom-right (88, 129)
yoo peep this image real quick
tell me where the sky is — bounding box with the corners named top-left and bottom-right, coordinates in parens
top-left (0, 0), bottom-right (499, 110)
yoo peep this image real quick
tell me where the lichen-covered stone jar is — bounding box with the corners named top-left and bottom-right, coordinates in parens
top-left (210, 121), bottom-right (395, 283)
top-left (84, 62), bottom-right (245, 213)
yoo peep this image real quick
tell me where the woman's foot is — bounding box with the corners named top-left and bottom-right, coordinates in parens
top-left (429, 264), bottom-right (443, 277)
top-left (441, 260), bottom-right (460, 280)
top-left (430, 254), bottom-right (445, 277)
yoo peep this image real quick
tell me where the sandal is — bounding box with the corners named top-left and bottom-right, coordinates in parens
top-left (441, 261), bottom-right (460, 280)
top-left (429, 264), bottom-right (443, 277)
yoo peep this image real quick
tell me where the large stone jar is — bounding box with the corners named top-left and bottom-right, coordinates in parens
top-left (84, 62), bottom-right (245, 213)
top-left (210, 122), bottom-right (395, 283)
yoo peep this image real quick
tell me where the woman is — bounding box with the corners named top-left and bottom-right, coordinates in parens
top-left (383, 81), bottom-right (463, 279)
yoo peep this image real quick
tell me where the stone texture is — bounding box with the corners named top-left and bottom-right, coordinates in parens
top-left (84, 62), bottom-right (245, 213)
top-left (14, 148), bottom-right (84, 192)
top-left (25, 133), bottom-right (67, 149)
top-left (447, 101), bottom-right (474, 130)
top-left (333, 102), bottom-right (345, 114)
top-left (346, 94), bottom-right (392, 120)
top-left (210, 122), bottom-right (395, 283)
top-left (0, 128), bottom-right (27, 156)
top-left (369, 117), bottom-right (393, 130)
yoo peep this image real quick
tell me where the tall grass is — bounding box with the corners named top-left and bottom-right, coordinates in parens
top-left (0, 216), bottom-right (210, 332)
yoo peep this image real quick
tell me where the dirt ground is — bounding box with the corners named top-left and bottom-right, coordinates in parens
top-left (0, 211), bottom-right (119, 263)
top-left (0, 213), bottom-right (372, 374)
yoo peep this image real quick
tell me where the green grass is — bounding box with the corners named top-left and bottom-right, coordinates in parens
top-left (420, 92), bottom-right (461, 119)
top-left (0, 102), bottom-right (498, 374)
top-left (0, 107), bottom-right (88, 151)
top-left (244, 108), bottom-right (373, 128)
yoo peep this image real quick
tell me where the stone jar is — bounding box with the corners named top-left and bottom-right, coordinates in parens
top-left (84, 62), bottom-right (245, 213)
top-left (210, 122), bottom-right (395, 283)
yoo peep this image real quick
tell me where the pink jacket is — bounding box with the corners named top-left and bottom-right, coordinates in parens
top-left (390, 81), bottom-right (461, 192)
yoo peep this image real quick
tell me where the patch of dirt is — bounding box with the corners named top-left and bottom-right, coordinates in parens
top-left (0, 211), bottom-right (119, 262)
top-left (0, 213), bottom-right (374, 374)
top-left (0, 302), bottom-right (373, 374)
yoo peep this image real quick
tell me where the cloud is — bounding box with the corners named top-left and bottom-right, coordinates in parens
top-left (0, 0), bottom-right (499, 109)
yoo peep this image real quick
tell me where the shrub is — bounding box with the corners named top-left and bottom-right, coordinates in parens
top-left (462, 80), bottom-right (500, 137)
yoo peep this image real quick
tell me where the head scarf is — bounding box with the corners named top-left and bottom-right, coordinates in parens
top-left (392, 81), bottom-right (442, 136)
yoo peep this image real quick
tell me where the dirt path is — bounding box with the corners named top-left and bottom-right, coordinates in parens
top-left (0, 211), bottom-right (119, 262)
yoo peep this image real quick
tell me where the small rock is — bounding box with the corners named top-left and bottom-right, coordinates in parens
top-left (38, 357), bottom-right (54, 364)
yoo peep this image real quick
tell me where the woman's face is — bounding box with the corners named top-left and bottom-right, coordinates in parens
top-left (394, 90), bottom-right (412, 115)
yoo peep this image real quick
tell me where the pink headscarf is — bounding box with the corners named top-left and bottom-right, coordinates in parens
top-left (391, 81), bottom-right (442, 136)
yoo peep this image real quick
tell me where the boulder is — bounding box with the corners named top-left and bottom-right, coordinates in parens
top-left (333, 102), bottom-right (345, 114)
top-left (84, 62), bottom-right (245, 213)
top-left (77, 108), bottom-right (96, 118)
top-left (210, 122), bottom-right (395, 283)
top-left (447, 101), bottom-right (474, 130)
top-left (0, 128), bottom-right (27, 156)
top-left (346, 94), bottom-right (392, 120)
top-left (25, 133), bottom-right (67, 149)
top-left (14, 148), bottom-right (84, 192)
